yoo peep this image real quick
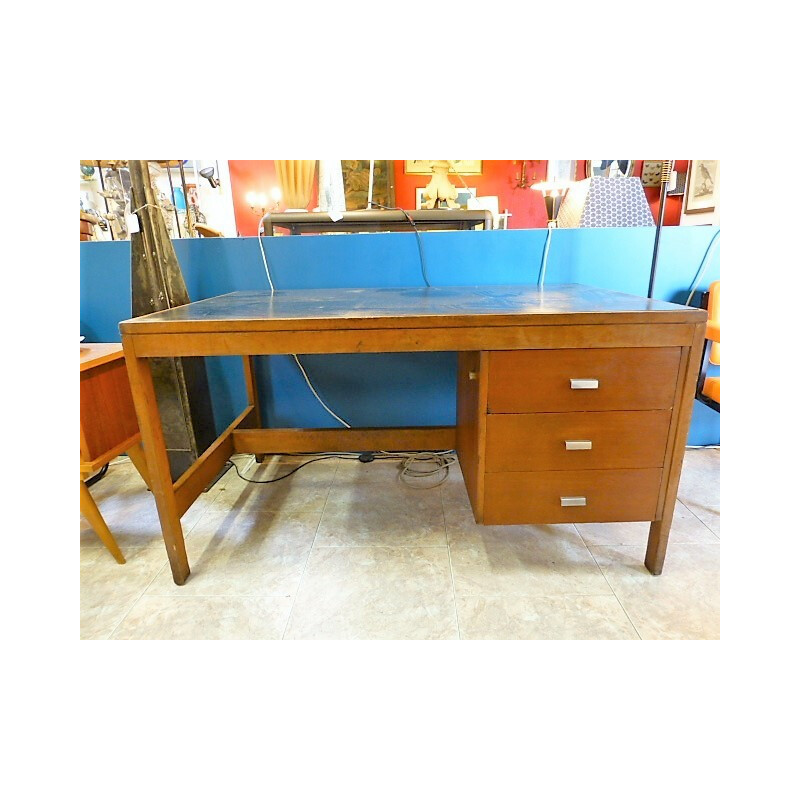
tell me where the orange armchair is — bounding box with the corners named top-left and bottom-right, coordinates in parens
top-left (696, 281), bottom-right (720, 411)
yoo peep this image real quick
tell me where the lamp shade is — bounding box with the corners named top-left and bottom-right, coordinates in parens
top-left (557, 177), bottom-right (654, 228)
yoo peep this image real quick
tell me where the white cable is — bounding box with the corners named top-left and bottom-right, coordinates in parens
top-left (538, 225), bottom-right (553, 288)
top-left (251, 210), bottom-right (452, 477)
top-left (292, 354), bottom-right (352, 428)
top-left (255, 212), bottom-right (275, 294)
top-left (253, 214), bottom-right (349, 427)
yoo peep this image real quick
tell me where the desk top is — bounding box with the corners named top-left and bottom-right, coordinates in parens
top-left (80, 343), bottom-right (124, 372)
top-left (120, 284), bottom-right (706, 335)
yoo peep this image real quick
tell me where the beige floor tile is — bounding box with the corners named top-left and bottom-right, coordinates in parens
top-left (447, 511), bottom-right (612, 597)
top-left (589, 542), bottom-right (720, 640)
top-left (678, 449), bottom-right (720, 534)
top-left (575, 501), bottom-right (718, 547)
top-left (333, 458), bottom-right (407, 485)
top-left (210, 456), bottom-right (337, 515)
top-left (110, 595), bottom-right (292, 640)
top-left (457, 595), bottom-right (639, 640)
top-left (316, 483), bottom-right (446, 546)
top-left (145, 509), bottom-right (320, 597)
top-left (80, 462), bottom-right (212, 550)
top-left (284, 546), bottom-right (458, 639)
top-left (80, 546), bottom-right (168, 639)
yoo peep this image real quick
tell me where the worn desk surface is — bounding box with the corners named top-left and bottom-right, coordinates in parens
top-left (120, 284), bottom-right (705, 334)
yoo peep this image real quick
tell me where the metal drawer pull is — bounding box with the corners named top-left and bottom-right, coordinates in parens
top-left (570, 378), bottom-right (599, 390)
top-left (565, 440), bottom-right (592, 450)
top-left (561, 496), bottom-right (587, 507)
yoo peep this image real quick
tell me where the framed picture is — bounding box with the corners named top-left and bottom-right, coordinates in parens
top-left (416, 187), bottom-right (477, 210)
top-left (405, 160), bottom-right (482, 175)
top-left (341, 160), bottom-right (395, 210)
top-left (641, 160), bottom-right (663, 187)
top-left (585, 159), bottom-right (635, 178)
top-left (684, 160), bottom-right (719, 214)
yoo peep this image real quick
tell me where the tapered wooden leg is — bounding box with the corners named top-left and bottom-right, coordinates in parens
top-left (123, 339), bottom-right (190, 585)
top-left (126, 441), bottom-right (152, 490)
top-left (645, 322), bottom-right (708, 575)
top-left (80, 480), bottom-right (126, 564)
top-left (242, 355), bottom-right (265, 462)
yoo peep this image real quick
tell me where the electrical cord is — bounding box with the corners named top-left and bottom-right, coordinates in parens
top-left (254, 210), bottom-right (349, 428)
top-left (366, 201), bottom-right (431, 287)
top-left (538, 226), bottom-right (553, 288)
top-left (291, 354), bottom-right (352, 428)
top-left (84, 463), bottom-right (109, 487)
top-left (251, 201), bottom-right (450, 486)
top-left (227, 456), bottom-right (338, 484)
top-left (256, 212), bottom-right (275, 294)
top-left (685, 229), bottom-right (720, 306)
top-left (227, 450), bottom-right (457, 488)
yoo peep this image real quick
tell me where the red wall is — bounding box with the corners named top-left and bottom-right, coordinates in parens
top-left (228, 160), bottom-right (688, 233)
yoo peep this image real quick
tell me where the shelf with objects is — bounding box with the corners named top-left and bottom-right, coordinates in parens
top-left (79, 160), bottom-right (232, 241)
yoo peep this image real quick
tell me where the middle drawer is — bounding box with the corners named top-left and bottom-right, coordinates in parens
top-left (485, 409), bottom-right (671, 472)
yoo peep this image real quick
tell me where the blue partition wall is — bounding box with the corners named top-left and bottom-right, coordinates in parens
top-left (80, 226), bottom-right (720, 445)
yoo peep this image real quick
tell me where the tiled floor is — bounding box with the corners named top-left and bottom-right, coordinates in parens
top-left (80, 448), bottom-right (720, 640)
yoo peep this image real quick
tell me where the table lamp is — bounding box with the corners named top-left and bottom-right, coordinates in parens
top-left (532, 180), bottom-right (571, 227)
top-left (555, 177), bottom-right (654, 228)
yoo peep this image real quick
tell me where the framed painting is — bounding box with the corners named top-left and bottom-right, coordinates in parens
top-left (405, 160), bottom-right (482, 175)
top-left (341, 160), bottom-right (395, 210)
top-left (684, 160), bottom-right (719, 214)
top-left (415, 187), bottom-right (477, 210)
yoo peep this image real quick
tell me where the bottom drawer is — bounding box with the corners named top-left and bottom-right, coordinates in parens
top-left (483, 469), bottom-right (662, 524)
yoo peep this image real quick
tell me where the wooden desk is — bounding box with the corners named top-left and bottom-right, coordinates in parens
top-left (80, 344), bottom-right (151, 562)
top-left (120, 285), bottom-right (707, 585)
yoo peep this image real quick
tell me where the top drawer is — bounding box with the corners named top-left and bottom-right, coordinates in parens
top-left (488, 347), bottom-right (681, 413)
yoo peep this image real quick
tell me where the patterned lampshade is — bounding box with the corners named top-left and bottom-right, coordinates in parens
top-left (557, 177), bottom-right (654, 228)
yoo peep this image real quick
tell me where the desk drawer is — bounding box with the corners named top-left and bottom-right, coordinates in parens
top-left (483, 468), bottom-right (662, 524)
top-left (485, 410), bottom-right (671, 472)
top-left (487, 348), bottom-right (681, 413)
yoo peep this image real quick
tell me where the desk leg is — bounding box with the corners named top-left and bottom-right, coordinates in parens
top-left (123, 348), bottom-right (190, 585)
top-left (646, 324), bottom-right (707, 575)
top-left (242, 356), bottom-right (265, 463)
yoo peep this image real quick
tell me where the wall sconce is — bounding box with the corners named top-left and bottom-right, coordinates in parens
top-left (513, 160), bottom-right (536, 190)
top-left (247, 187), bottom-right (282, 216)
top-left (532, 181), bottom-right (571, 227)
top-left (199, 166), bottom-right (220, 188)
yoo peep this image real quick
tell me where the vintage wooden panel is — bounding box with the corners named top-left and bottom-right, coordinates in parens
top-left (80, 356), bottom-right (140, 463)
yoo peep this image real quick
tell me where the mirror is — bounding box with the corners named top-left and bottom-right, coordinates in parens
top-left (585, 160), bottom-right (635, 178)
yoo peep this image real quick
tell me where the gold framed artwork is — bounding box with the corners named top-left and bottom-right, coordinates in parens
top-left (405, 160), bottom-right (482, 175)
top-left (685, 160), bottom-right (719, 214)
top-left (341, 160), bottom-right (395, 210)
